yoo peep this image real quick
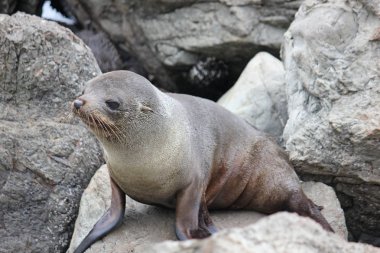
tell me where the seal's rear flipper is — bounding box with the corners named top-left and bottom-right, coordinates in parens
top-left (74, 175), bottom-right (126, 253)
top-left (287, 190), bottom-right (334, 232)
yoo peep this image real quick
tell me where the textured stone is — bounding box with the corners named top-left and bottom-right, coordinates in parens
top-left (75, 29), bottom-right (123, 73)
top-left (218, 52), bottom-right (287, 139)
top-left (0, 13), bottom-right (103, 253)
top-left (144, 213), bottom-right (379, 253)
top-left (67, 165), bottom-right (347, 253)
top-left (64, 0), bottom-right (301, 98)
top-left (281, 0), bottom-right (380, 242)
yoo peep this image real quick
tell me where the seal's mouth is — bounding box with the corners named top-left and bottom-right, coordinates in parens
top-left (72, 105), bottom-right (124, 142)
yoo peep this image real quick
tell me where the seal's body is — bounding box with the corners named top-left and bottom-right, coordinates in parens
top-left (107, 92), bottom-right (298, 213)
top-left (72, 71), bottom-right (333, 253)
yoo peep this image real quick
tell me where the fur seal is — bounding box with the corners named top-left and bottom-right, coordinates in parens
top-left (72, 70), bottom-right (333, 253)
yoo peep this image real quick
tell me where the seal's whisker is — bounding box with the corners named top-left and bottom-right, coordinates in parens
top-left (110, 120), bottom-right (127, 141)
top-left (92, 111), bottom-right (115, 141)
top-left (88, 114), bottom-right (96, 132)
top-left (97, 117), bottom-right (116, 141)
top-left (104, 120), bottom-right (124, 142)
top-left (82, 111), bottom-right (92, 131)
top-left (109, 123), bottom-right (124, 143)
top-left (93, 111), bottom-right (124, 143)
top-left (93, 116), bottom-right (107, 135)
top-left (107, 124), bottom-right (122, 142)
top-left (97, 118), bottom-right (109, 136)
top-left (99, 115), bottom-right (122, 142)
top-left (94, 116), bottom-right (105, 138)
top-left (79, 110), bottom-right (87, 124)
top-left (89, 114), bottom-right (101, 136)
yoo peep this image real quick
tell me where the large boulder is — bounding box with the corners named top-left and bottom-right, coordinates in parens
top-left (67, 165), bottom-right (347, 253)
top-left (281, 0), bottom-right (380, 243)
top-left (64, 0), bottom-right (302, 99)
top-left (144, 213), bottom-right (378, 253)
top-left (0, 13), bottom-right (103, 252)
top-left (218, 52), bottom-right (287, 140)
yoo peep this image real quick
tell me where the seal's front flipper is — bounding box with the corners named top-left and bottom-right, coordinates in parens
top-left (175, 181), bottom-right (215, 240)
top-left (199, 197), bottom-right (218, 234)
top-left (74, 176), bottom-right (126, 253)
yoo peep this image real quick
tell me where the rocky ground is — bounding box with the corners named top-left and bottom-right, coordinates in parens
top-left (67, 165), bottom-right (348, 253)
top-left (0, 0), bottom-right (379, 252)
top-left (143, 213), bottom-right (378, 253)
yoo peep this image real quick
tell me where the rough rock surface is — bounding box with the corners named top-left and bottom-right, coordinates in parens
top-left (64, 0), bottom-right (302, 98)
top-left (67, 165), bottom-right (347, 253)
top-left (281, 0), bottom-right (380, 243)
top-left (75, 29), bottom-right (123, 73)
top-left (0, 13), bottom-right (103, 253)
top-left (218, 52), bottom-right (287, 139)
top-left (144, 213), bottom-right (379, 253)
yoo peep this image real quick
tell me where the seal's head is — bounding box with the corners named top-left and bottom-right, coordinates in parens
top-left (72, 71), bottom-right (161, 144)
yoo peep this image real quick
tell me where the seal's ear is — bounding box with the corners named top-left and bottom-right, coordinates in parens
top-left (139, 103), bottom-right (153, 113)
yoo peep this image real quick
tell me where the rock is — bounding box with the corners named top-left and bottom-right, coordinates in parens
top-left (75, 29), bottom-right (123, 73)
top-left (144, 213), bottom-right (378, 253)
top-left (281, 0), bottom-right (380, 242)
top-left (218, 52), bottom-right (287, 139)
top-left (67, 165), bottom-right (347, 253)
top-left (301, 181), bottom-right (347, 239)
top-left (64, 0), bottom-right (302, 99)
top-left (0, 13), bottom-right (103, 253)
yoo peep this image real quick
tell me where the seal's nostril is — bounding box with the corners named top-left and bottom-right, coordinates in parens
top-left (74, 99), bottom-right (84, 109)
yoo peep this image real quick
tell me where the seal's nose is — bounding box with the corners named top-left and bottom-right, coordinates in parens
top-left (73, 99), bottom-right (84, 109)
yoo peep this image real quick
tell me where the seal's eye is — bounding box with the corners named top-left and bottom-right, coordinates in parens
top-left (105, 100), bottom-right (120, 110)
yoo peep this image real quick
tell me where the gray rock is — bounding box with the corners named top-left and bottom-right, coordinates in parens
top-left (301, 181), bottom-right (347, 239)
top-left (75, 29), bottom-right (123, 73)
top-left (218, 52), bottom-right (287, 139)
top-left (281, 0), bottom-right (380, 242)
top-left (64, 0), bottom-right (301, 96)
top-left (0, 13), bottom-right (103, 253)
top-left (67, 165), bottom-right (347, 253)
top-left (144, 213), bottom-right (378, 253)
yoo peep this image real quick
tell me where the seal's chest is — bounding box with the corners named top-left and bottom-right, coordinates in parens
top-left (108, 163), bottom-right (179, 207)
